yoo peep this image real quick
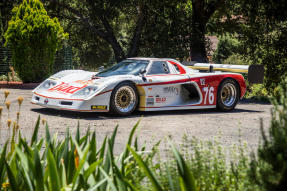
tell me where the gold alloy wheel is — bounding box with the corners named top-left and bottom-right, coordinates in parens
top-left (114, 86), bottom-right (136, 113)
top-left (220, 83), bottom-right (237, 107)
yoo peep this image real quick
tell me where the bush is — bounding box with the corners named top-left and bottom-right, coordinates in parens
top-left (249, 77), bottom-right (287, 190)
top-left (222, 53), bottom-right (252, 65)
top-left (212, 34), bottom-right (241, 63)
top-left (4, 0), bottom-right (68, 82)
top-left (245, 83), bottom-right (270, 102)
top-left (156, 135), bottom-right (259, 191)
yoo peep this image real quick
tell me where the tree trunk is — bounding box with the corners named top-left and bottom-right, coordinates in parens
top-left (106, 36), bottom-right (126, 62)
top-left (127, 5), bottom-right (145, 58)
top-left (190, 0), bottom-right (208, 63)
top-left (190, 17), bottom-right (208, 62)
top-left (190, 0), bottom-right (223, 63)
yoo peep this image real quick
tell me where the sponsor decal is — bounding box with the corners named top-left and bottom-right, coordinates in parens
top-left (163, 86), bottom-right (179, 95)
top-left (44, 98), bottom-right (49, 104)
top-left (148, 88), bottom-right (152, 91)
top-left (49, 82), bottom-right (87, 94)
top-left (149, 79), bottom-right (153, 82)
top-left (155, 96), bottom-right (166, 103)
top-left (146, 97), bottom-right (154, 105)
top-left (74, 80), bottom-right (93, 85)
top-left (91, 105), bottom-right (107, 110)
top-left (200, 78), bottom-right (205, 85)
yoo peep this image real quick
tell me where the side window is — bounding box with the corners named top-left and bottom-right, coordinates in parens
top-left (173, 64), bottom-right (180, 73)
top-left (147, 61), bottom-right (170, 75)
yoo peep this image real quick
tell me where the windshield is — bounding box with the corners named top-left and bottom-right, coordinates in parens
top-left (96, 59), bottom-right (149, 77)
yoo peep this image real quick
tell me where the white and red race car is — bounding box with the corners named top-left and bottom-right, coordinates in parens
top-left (31, 58), bottom-right (264, 115)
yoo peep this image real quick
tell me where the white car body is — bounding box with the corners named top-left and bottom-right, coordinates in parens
top-left (31, 58), bottom-right (248, 114)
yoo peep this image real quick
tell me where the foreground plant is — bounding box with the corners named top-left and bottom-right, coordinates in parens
top-left (0, 117), bottom-right (201, 191)
top-left (250, 77), bottom-right (287, 190)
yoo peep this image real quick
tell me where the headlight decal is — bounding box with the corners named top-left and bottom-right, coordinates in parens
top-left (39, 80), bottom-right (57, 90)
top-left (71, 86), bottom-right (99, 98)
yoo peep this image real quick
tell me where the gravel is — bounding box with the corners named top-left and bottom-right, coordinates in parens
top-left (0, 88), bottom-right (272, 154)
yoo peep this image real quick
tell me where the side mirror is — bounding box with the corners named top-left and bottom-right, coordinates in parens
top-left (98, 66), bottom-right (105, 72)
top-left (139, 69), bottom-right (147, 82)
top-left (139, 69), bottom-right (146, 75)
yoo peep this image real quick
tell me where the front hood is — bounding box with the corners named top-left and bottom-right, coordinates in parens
top-left (91, 74), bottom-right (139, 84)
top-left (34, 74), bottom-right (140, 100)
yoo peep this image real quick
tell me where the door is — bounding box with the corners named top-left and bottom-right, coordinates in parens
top-left (139, 61), bottom-right (189, 109)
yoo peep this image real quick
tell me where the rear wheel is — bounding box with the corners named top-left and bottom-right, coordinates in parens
top-left (216, 79), bottom-right (240, 111)
top-left (110, 82), bottom-right (138, 116)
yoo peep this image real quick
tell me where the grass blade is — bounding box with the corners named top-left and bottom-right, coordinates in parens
top-left (47, 148), bottom-right (61, 190)
top-left (71, 144), bottom-right (90, 190)
top-left (34, 148), bottom-right (44, 191)
top-left (31, 115), bottom-right (41, 146)
top-left (84, 159), bottom-right (103, 180)
top-left (0, 141), bottom-right (8, 184)
top-left (128, 145), bottom-right (163, 191)
top-left (15, 147), bottom-right (34, 191)
top-left (5, 160), bottom-right (19, 191)
top-left (121, 120), bottom-right (140, 172)
top-left (99, 167), bottom-right (117, 191)
top-left (170, 142), bottom-right (198, 191)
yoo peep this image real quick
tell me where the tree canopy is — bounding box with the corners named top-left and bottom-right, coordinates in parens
top-left (1, 0), bottom-right (287, 92)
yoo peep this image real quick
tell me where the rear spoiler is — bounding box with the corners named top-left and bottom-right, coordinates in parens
top-left (182, 62), bottom-right (264, 84)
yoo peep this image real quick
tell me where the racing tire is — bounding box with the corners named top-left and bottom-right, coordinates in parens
top-left (216, 78), bottom-right (240, 111)
top-left (110, 82), bottom-right (139, 116)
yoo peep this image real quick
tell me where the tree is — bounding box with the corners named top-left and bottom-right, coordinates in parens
top-left (0, 0), bottom-right (22, 45)
top-left (190, 0), bottom-right (224, 62)
top-left (5, 0), bottom-right (68, 82)
top-left (139, 1), bottom-right (192, 60)
top-left (46, 0), bottom-right (196, 68)
top-left (234, 0), bottom-right (287, 92)
top-left (47, 0), bottom-right (146, 63)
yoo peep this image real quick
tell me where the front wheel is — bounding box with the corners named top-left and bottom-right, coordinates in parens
top-left (216, 79), bottom-right (240, 111)
top-left (110, 82), bottom-right (138, 116)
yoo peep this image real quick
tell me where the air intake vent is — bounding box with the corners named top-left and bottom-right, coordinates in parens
top-left (60, 101), bottom-right (73, 106)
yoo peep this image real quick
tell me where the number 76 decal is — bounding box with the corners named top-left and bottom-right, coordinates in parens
top-left (203, 86), bottom-right (215, 104)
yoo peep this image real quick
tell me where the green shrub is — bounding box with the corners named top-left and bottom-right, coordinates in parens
top-left (212, 34), bottom-right (241, 63)
top-left (245, 83), bottom-right (270, 102)
top-left (155, 135), bottom-right (259, 191)
top-left (4, 0), bottom-right (68, 83)
top-left (223, 53), bottom-right (252, 65)
top-left (249, 77), bottom-right (287, 190)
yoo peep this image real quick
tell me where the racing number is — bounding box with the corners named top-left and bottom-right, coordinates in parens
top-left (203, 86), bottom-right (214, 104)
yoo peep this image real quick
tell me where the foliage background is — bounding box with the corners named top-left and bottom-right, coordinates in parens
top-left (0, 0), bottom-right (287, 93)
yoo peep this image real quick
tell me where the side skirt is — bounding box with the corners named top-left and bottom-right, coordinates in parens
top-left (138, 105), bottom-right (216, 111)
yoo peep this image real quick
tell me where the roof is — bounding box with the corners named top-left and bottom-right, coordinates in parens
top-left (127, 57), bottom-right (174, 61)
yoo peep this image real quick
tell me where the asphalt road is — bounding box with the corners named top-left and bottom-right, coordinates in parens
top-left (0, 88), bottom-right (272, 153)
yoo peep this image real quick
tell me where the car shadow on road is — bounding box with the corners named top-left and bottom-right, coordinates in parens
top-left (31, 107), bottom-right (263, 120)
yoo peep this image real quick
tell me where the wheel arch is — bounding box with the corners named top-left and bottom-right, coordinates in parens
top-left (109, 80), bottom-right (140, 115)
top-left (121, 80), bottom-right (141, 109)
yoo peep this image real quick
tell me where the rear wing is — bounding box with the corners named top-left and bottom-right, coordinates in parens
top-left (182, 62), bottom-right (264, 84)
